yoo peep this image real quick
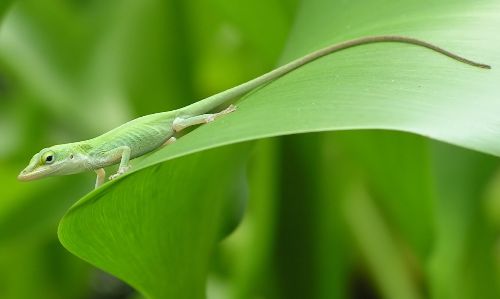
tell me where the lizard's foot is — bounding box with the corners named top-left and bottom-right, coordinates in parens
top-left (224, 104), bottom-right (237, 114)
top-left (173, 104), bottom-right (237, 132)
top-left (109, 166), bottom-right (131, 180)
top-left (206, 104), bottom-right (237, 123)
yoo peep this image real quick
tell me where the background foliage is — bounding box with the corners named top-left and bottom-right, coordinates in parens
top-left (0, 0), bottom-right (499, 299)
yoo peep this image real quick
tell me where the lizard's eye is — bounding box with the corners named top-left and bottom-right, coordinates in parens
top-left (41, 151), bottom-right (55, 165)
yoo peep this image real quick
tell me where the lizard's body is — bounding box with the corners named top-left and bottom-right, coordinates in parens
top-left (86, 111), bottom-right (176, 166)
top-left (18, 36), bottom-right (491, 188)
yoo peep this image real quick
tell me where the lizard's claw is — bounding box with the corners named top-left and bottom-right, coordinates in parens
top-left (221, 104), bottom-right (237, 115)
top-left (206, 104), bottom-right (237, 123)
top-left (109, 166), bottom-right (131, 180)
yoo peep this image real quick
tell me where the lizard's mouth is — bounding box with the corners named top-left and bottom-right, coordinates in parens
top-left (17, 164), bottom-right (62, 181)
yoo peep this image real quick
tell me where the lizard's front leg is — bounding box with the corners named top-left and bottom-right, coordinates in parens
top-left (95, 168), bottom-right (106, 188)
top-left (108, 146), bottom-right (132, 181)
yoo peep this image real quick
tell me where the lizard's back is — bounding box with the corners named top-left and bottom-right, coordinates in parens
top-left (85, 111), bottom-right (177, 163)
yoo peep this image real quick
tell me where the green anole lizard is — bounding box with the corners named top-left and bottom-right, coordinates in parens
top-left (18, 36), bottom-right (491, 189)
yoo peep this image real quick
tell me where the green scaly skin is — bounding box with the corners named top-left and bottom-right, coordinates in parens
top-left (18, 35), bottom-right (490, 189)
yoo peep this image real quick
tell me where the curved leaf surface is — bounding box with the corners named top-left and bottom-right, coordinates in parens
top-left (59, 144), bottom-right (250, 298)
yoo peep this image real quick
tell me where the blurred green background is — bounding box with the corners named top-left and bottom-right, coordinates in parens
top-left (1, 0), bottom-right (499, 298)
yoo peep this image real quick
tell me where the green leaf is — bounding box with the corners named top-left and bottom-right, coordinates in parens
top-left (336, 131), bottom-right (435, 257)
top-left (216, 139), bottom-right (281, 299)
top-left (59, 144), bottom-right (251, 299)
top-left (58, 0), bottom-right (500, 298)
top-left (429, 143), bottom-right (499, 298)
top-left (343, 184), bottom-right (422, 299)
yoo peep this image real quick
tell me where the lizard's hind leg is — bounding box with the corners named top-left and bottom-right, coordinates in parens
top-left (173, 105), bottom-right (236, 132)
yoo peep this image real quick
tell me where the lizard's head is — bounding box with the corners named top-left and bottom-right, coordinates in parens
top-left (18, 144), bottom-right (84, 181)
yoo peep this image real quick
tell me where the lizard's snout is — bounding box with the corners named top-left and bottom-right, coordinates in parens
top-left (18, 169), bottom-right (30, 181)
top-left (18, 168), bottom-right (38, 181)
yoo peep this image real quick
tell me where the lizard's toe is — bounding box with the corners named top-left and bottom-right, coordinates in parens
top-left (108, 166), bottom-right (131, 180)
top-left (108, 173), bottom-right (119, 181)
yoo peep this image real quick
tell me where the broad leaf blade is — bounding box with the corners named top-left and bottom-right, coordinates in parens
top-left (59, 144), bottom-right (250, 299)
top-left (429, 144), bottom-right (500, 298)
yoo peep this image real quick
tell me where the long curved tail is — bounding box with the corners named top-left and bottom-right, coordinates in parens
top-left (180, 35), bottom-right (491, 116)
